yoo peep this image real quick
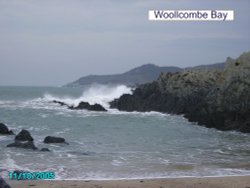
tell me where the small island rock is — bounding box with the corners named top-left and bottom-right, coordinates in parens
top-left (7, 141), bottom-right (37, 150)
top-left (0, 123), bottom-right (14, 135)
top-left (15, 129), bottom-right (34, 141)
top-left (44, 136), bottom-right (68, 144)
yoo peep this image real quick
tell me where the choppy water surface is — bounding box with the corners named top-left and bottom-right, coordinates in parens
top-left (0, 86), bottom-right (250, 180)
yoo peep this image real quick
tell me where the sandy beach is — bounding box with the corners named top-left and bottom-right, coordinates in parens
top-left (6, 176), bottom-right (250, 188)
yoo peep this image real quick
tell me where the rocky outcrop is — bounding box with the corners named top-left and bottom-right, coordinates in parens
top-left (110, 52), bottom-right (250, 133)
top-left (87, 104), bottom-right (107, 111)
top-left (72, 101), bottom-right (90, 109)
top-left (52, 100), bottom-right (107, 111)
top-left (5, 130), bottom-right (70, 151)
top-left (0, 123), bottom-right (14, 135)
top-left (110, 70), bottom-right (218, 113)
top-left (70, 101), bottom-right (107, 111)
top-left (52, 100), bottom-right (70, 107)
top-left (15, 129), bottom-right (34, 141)
top-left (52, 100), bottom-right (107, 112)
top-left (7, 129), bottom-right (37, 150)
top-left (44, 136), bottom-right (68, 144)
top-left (7, 141), bottom-right (37, 150)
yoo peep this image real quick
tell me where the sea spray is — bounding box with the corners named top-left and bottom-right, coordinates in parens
top-left (79, 84), bottom-right (132, 108)
top-left (43, 84), bottom-right (132, 109)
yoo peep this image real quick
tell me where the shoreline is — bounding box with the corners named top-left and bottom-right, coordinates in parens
top-left (7, 175), bottom-right (250, 188)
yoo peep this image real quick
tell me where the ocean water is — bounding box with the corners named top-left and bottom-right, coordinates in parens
top-left (0, 85), bottom-right (250, 180)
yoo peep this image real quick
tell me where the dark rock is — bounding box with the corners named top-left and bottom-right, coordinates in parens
top-left (7, 141), bottom-right (38, 150)
top-left (88, 104), bottom-right (107, 111)
top-left (0, 176), bottom-right (11, 187)
top-left (44, 136), bottom-right (68, 144)
top-left (15, 129), bottom-right (34, 141)
top-left (53, 99), bottom-right (107, 111)
top-left (6, 129), bottom-right (37, 150)
top-left (0, 123), bottom-right (14, 135)
top-left (73, 101), bottom-right (90, 109)
top-left (110, 51), bottom-right (250, 133)
top-left (40, 148), bottom-right (50, 152)
top-left (70, 101), bottom-right (107, 111)
top-left (52, 100), bottom-right (69, 107)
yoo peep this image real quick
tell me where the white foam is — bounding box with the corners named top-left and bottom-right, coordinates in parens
top-left (54, 128), bottom-right (71, 135)
top-left (0, 100), bottom-right (14, 105)
top-left (108, 109), bottom-right (169, 117)
top-left (1, 155), bottom-right (30, 171)
top-left (111, 160), bottom-right (124, 166)
top-left (0, 100), bottom-right (16, 108)
top-left (0, 136), bottom-right (10, 141)
top-left (38, 113), bottom-right (49, 118)
top-left (43, 84), bottom-right (132, 109)
top-left (79, 84), bottom-right (132, 108)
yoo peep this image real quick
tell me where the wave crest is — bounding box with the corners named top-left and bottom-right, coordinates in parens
top-left (44, 84), bottom-right (132, 109)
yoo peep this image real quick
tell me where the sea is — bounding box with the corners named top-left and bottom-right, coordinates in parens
top-left (0, 85), bottom-right (250, 180)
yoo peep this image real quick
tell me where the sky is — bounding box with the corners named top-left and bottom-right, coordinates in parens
top-left (0, 0), bottom-right (249, 86)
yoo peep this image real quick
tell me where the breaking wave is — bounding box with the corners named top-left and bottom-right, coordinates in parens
top-left (43, 84), bottom-right (132, 109)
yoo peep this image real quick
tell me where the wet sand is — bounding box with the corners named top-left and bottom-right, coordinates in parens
top-left (7, 176), bottom-right (250, 188)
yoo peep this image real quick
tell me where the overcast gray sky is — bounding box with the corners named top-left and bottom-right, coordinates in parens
top-left (0, 0), bottom-right (249, 86)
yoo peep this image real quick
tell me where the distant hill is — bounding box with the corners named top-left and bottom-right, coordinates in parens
top-left (65, 64), bottom-right (181, 87)
top-left (65, 62), bottom-right (225, 87)
top-left (185, 62), bottom-right (225, 71)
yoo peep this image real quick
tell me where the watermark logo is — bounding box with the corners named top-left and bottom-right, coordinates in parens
top-left (148, 10), bottom-right (234, 21)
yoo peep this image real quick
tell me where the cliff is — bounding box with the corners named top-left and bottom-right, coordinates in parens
top-left (110, 52), bottom-right (250, 133)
